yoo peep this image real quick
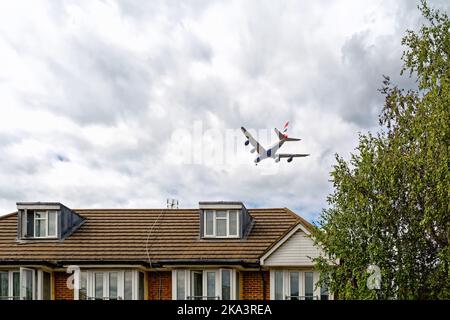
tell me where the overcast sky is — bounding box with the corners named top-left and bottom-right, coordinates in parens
top-left (0, 0), bottom-right (448, 221)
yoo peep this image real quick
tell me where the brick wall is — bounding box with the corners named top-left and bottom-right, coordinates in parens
top-left (241, 271), bottom-right (269, 300)
top-left (54, 272), bottom-right (74, 300)
top-left (148, 271), bottom-right (172, 300)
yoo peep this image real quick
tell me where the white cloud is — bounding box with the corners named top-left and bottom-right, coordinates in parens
top-left (0, 0), bottom-right (448, 219)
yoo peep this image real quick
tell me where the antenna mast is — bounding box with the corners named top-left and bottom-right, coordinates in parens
top-left (166, 198), bottom-right (179, 209)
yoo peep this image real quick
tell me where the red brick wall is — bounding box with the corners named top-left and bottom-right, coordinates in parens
top-left (148, 271), bottom-right (172, 300)
top-left (241, 271), bottom-right (269, 300)
top-left (54, 272), bottom-right (74, 300)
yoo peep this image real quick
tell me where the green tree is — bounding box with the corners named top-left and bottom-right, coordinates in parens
top-left (313, 1), bottom-right (449, 300)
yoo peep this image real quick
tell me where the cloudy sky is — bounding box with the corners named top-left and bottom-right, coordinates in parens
top-left (0, 0), bottom-right (448, 221)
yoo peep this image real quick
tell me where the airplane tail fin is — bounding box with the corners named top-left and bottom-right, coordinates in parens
top-left (275, 121), bottom-right (301, 141)
top-left (274, 128), bottom-right (287, 140)
top-left (274, 121), bottom-right (290, 140)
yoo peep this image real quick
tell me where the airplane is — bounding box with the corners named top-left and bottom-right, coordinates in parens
top-left (241, 122), bottom-right (309, 165)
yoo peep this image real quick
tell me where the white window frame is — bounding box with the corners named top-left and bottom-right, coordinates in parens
top-left (74, 270), bottom-right (141, 300)
top-left (203, 210), bottom-right (240, 238)
top-left (0, 270), bottom-right (20, 300)
top-left (172, 269), bottom-right (237, 300)
top-left (270, 270), bottom-right (331, 300)
top-left (33, 211), bottom-right (58, 238)
top-left (1, 269), bottom-right (52, 300)
top-left (20, 267), bottom-right (35, 300)
top-left (36, 270), bottom-right (52, 300)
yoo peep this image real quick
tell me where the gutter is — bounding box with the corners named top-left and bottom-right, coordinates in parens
top-left (156, 259), bottom-right (260, 268)
top-left (0, 260), bottom-right (58, 267)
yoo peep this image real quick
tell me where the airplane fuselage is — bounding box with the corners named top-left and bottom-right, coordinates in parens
top-left (254, 139), bottom-right (286, 163)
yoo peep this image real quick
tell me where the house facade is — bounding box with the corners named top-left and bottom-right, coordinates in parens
top-left (0, 201), bottom-right (331, 300)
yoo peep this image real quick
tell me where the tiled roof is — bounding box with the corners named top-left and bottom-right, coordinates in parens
top-left (0, 208), bottom-right (312, 265)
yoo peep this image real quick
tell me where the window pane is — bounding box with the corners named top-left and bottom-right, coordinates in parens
top-left (206, 272), bottom-right (215, 300)
top-left (274, 271), bottom-right (284, 300)
top-left (12, 272), bottom-right (19, 300)
top-left (23, 269), bottom-right (33, 300)
top-left (35, 212), bottom-right (45, 219)
top-left (305, 272), bottom-right (314, 300)
top-left (205, 211), bottom-right (214, 236)
top-left (221, 270), bottom-right (231, 300)
top-left (109, 272), bottom-right (118, 299)
top-left (0, 272), bottom-right (7, 300)
top-left (216, 211), bottom-right (226, 218)
top-left (216, 219), bottom-right (227, 237)
top-left (43, 272), bottom-right (51, 300)
top-left (176, 270), bottom-right (185, 300)
top-left (48, 212), bottom-right (57, 237)
top-left (289, 272), bottom-right (299, 300)
top-left (191, 271), bottom-right (203, 300)
top-left (320, 285), bottom-right (329, 300)
top-left (139, 272), bottom-right (144, 300)
top-left (80, 272), bottom-right (87, 300)
top-left (35, 218), bottom-right (46, 237)
top-left (124, 271), bottom-right (133, 300)
top-left (229, 211), bottom-right (237, 236)
top-left (95, 273), bottom-right (103, 299)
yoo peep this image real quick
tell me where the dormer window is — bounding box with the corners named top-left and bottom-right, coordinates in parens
top-left (199, 201), bottom-right (253, 239)
top-left (34, 211), bottom-right (57, 238)
top-left (204, 210), bottom-right (239, 238)
top-left (16, 202), bottom-right (84, 240)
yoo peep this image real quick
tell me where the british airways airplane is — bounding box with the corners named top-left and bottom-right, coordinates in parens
top-left (241, 122), bottom-right (309, 165)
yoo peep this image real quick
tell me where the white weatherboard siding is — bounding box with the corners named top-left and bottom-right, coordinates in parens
top-left (264, 229), bottom-right (320, 266)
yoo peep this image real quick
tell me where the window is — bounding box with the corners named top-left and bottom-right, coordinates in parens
top-left (34, 211), bottom-right (57, 238)
top-left (0, 271), bottom-right (20, 300)
top-left (176, 270), bottom-right (186, 300)
top-left (138, 272), bottom-right (145, 300)
top-left (304, 272), bottom-right (314, 300)
top-left (174, 269), bottom-right (236, 300)
top-left (42, 271), bottom-right (51, 300)
top-left (109, 272), bottom-right (118, 299)
top-left (289, 272), bottom-right (299, 300)
top-left (221, 270), bottom-right (231, 300)
top-left (75, 270), bottom-right (142, 300)
top-left (94, 273), bottom-right (103, 299)
top-left (206, 272), bottom-right (216, 300)
top-left (79, 272), bottom-right (87, 300)
top-left (203, 210), bottom-right (239, 238)
top-left (205, 211), bottom-right (214, 236)
top-left (124, 271), bottom-right (133, 300)
top-left (216, 211), bottom-right (227, 236)
top-left (274, 271), bottom-right (284, 300)
top-left (21, 268), bottom-right (34, 300)
top-left (320, 285), bottom-right (329, 300)
top-left (271, 270), bottom-right (330, 300)
top-left (191, 271), bottom-right (203, 300)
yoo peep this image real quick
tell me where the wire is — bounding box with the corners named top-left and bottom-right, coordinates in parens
top-left (145, 209), bottom-right (166, 300)
top-left (145, 209), bottom-right (165, 269)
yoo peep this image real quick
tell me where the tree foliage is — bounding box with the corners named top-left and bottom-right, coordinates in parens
top-left (313, 1), bottom-right (449, 299)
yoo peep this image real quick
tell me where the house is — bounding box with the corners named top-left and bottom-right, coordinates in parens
top-left (0, 201), bottom-right (331, 300)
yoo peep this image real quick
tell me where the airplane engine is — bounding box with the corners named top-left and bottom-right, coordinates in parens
top-left (244, 140), bottom-right (250, 146)
top-left (250, 148), bottom-right (256, 153)
top-left (287, 157), bottom-right (293, 163)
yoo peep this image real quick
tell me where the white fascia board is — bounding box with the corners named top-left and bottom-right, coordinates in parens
top-left (199, 204), bottom-right (243, 210)
top-left (17, 204), bottom-right (60, 210)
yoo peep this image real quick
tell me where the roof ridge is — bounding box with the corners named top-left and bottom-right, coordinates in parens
top-left (284, 207), bottom-right (314, 232)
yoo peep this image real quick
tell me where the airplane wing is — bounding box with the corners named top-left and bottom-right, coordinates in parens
top-left (277, 153), bottom-right (310, 158)
top-left (241, 127), bottom-right (266, 154)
